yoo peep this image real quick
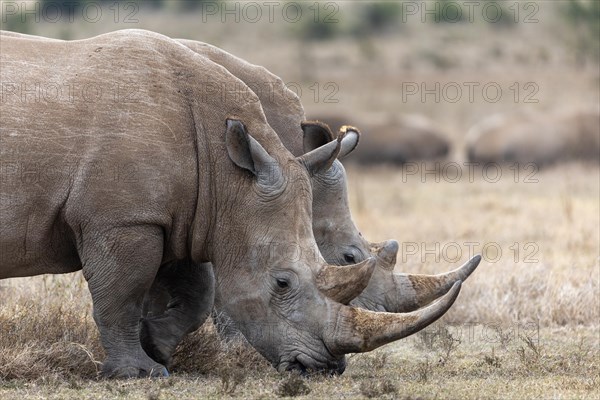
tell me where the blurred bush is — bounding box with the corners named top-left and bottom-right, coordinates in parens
top-left (560, 0), bottom-right (600, 65)
top-left (287, 2), bottom-right (341, 41)
top-left (288, 1), bottom-right (521, 42)
top-left (33, 0), bottom-right (214, 14)
top-left (353, 2), bottom-right (402, 35)
top-left (36, 0), bottom-right (163, 14)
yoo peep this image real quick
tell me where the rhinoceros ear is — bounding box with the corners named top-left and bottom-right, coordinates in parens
top-left (302, 121), bottom-right (360, 164)
top-left (298, 122), bottom-right (343, 176)
top-left (337, 125), bottom-right (360, 159)
top-left (226, 118), bottom-right (282, 187)
top-left (302, 121), bottom-right (335, 153)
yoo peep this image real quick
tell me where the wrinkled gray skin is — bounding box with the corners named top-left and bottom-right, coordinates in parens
top-left (0, 30), bottom-right (351, 376)
top-left (0, 30), bottom-right (464, 378)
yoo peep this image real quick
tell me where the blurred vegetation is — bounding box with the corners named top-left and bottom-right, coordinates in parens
top-left (291, 1), bottom-right (520, 42)
top-left (354, 2), bottom-right (402, 35)
top-left (0, 0), bottom-right (217, 36)
top-left (10, 0), bottom-right (214, 17)
top-left (290, 2), bottom-right (339, 41)
top-left (559, 0), bottom-right (600, 65)
top-left (73, 0), bottom-right (163, 12)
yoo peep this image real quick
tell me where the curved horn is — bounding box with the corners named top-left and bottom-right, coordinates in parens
top-left (352, 240), bottom-right (480, 313)
top-left (328, 281), bottom-right (462, 354)
top-left (389, 255), bottom-right (481, 312)
top-left (316, 257), bottom-right (376, 304)
top-left (297, 131), bottom-right (344, 176)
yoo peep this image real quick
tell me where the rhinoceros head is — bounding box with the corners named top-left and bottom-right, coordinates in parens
top-left (301, 122), bottom-right (371, 267)
top-left (210, 119), bottom-right (462, 374)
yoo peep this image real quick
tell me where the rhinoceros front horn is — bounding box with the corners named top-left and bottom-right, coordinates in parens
top-left (328, 281), bottom-right (462, 354)
top-left (316, 258), bottom-right (376, 304)
top-left (359, 240), bottom-right (480, 313)
top-left (391, 255), bottom-right (481, 312)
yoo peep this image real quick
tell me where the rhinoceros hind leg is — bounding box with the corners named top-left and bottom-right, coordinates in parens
top-left (141, 260), bottom-right (215, 366)
top-left (81, 225), bottom-right (167, 379)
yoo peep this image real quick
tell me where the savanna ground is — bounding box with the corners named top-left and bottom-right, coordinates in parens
top-left (1, 1), bottom-right (599, 399)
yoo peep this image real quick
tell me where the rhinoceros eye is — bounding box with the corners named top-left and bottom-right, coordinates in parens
top-left (343, 253), bottom-right (355, 264)
top-left (276, 278), bottom-right (289, 289)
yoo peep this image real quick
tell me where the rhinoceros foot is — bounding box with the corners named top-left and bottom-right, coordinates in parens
top-left (102, 356), bottom-right (169, 379)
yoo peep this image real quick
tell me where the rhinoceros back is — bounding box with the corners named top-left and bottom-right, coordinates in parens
top-left (0, 30), bottom-right (272, 278)
top-left (178, 39), bottom-right (306, 156)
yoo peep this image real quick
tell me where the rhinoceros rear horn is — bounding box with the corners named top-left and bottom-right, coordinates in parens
top-left (316, 258), bottom-right (376, 304)
top-left (226, 118), bottom-right (282, 187)
top-left (369, 240), bottom-right (480, 313)
top-left (298, 123), bottom-right (343, 176)
top-left (328, 281), bottom-right (462, 354)
top-left (370, 239), bottom-right (399, 270)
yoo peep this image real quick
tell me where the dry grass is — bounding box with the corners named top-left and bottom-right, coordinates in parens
top-left (0, 276), bottom-right (102, 381)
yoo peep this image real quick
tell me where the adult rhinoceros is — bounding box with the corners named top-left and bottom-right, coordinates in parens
top-left (466, 108), bottom-right (600, 165)
top-left (0, 30), bottom-right (461, 377)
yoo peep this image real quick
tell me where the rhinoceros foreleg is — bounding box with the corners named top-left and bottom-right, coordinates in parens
top-left (140, 260), bottom-right (215, 366)
top-left (81, 225), bottom-right (168, 378)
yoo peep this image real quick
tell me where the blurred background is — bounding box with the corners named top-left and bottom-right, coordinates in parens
top-left (2, 0), bottom-right (598, 162)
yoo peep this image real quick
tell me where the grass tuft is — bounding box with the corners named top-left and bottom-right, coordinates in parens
top-left (359, 378), bottom-right (398, 398)
top-left (276, 371), bottom-right (311, 397)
